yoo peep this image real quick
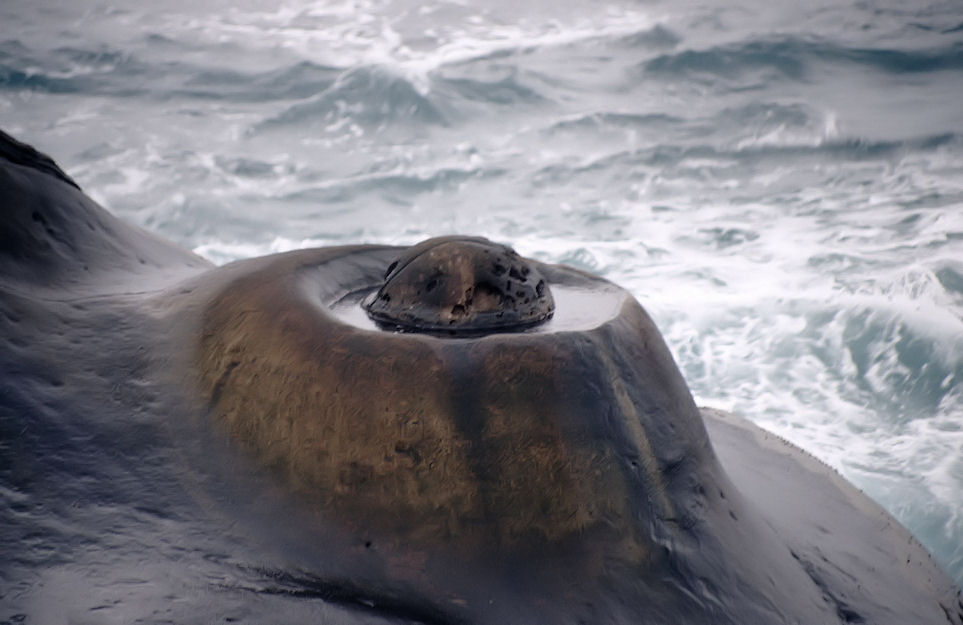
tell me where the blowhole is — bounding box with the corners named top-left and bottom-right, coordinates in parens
top-left (362, 236), bottom-right (554, 336)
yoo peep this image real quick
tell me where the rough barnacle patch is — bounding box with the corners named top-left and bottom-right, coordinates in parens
top-left (362, 236), bottom-right (555, 335)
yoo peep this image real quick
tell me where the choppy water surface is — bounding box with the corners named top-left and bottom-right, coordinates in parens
top-left (2, 0), bottom-right (962, 595)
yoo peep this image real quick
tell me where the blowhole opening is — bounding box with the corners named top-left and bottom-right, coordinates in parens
top-left (362, 236), bottom-right (555, 336)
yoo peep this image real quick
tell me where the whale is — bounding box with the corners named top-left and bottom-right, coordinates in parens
top-left (1, 128), bottom-right (961, 625)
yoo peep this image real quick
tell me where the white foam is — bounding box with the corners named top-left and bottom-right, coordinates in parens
top-left (159, 0), bottom-right (662, 94)
top-left (6, 0), bottom-right (963, 586)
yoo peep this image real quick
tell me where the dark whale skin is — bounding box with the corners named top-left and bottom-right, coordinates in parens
top-left (1, 129), bottom-right (960, 625)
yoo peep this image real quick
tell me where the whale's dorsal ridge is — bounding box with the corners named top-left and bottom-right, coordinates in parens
top-left (0, 129), bottom-right (80, 191)
top-left (0, 129), bottom-right (211, 292)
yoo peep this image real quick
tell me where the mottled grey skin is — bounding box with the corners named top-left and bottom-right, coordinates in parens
top-left (0, 129), bottom-right (960, 625)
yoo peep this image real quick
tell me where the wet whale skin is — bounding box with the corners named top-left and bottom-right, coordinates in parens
top-left (1, 130), bottom-right (961, 625)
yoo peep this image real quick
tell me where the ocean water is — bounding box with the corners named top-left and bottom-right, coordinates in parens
top-left (2, 0), bottom-right (962, 593)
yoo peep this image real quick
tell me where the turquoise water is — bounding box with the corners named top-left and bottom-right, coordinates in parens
top-left (3, 0), bottom-right (962, 590)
